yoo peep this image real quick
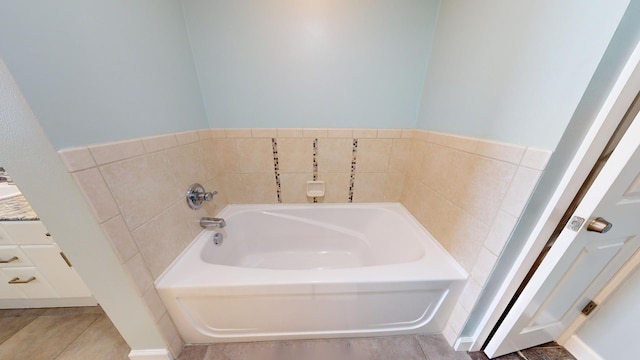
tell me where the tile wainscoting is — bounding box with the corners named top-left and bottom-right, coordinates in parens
top-left (403, 130), bottom-right (551, 344)
top-left (58, 128), bottom-right (551, 355)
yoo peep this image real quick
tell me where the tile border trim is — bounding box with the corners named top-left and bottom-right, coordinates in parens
top-left (271, 138), bottom-right (282, 203)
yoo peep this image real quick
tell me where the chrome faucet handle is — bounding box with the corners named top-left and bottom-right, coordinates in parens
top-left (186, 183), bottom-right (218, 210)
top-left (199, 191), bottom-right (218, 202)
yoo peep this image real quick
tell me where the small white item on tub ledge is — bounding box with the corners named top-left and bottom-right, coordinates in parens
top-left (306, 180), bottom-right (325, 197)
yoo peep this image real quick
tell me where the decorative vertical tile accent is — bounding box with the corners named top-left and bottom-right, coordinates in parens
top-left (348, 139), bottom-right (359, 202)
top-left (312, 138), bottom-right (318, 203)
top-left (272, 138), bottom-right (282, 203)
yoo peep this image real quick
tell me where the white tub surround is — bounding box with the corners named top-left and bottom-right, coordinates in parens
top-left (156, 203), bottom-right (467, 343)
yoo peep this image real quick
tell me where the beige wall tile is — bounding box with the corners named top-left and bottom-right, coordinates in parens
top-left (142, 134), bottom-right (178, 153)
top-left (72, 168), bottom-right (120, 223)
top-left (277, 128), bottom-right (303, 137)
top-left (235, 138), bottom-right (274, 173)
top-left (449, 153), bottom-right (518, 225)
top-left (459, 279), bottom-right (482, 312)
top-left (202, 177), bottom-right (228, 216)
top-left (389, 139), bottom-right (412, 173)
top-left (143, 287), bottom-right (167, 323)
top-left (241, 173), bottom-right (278, 203)
top-left (302, 128), bottom-right (328, 138)
top-left (317, 173), bottom-right (350, 203)
top-left (442, 210), bottom-right (489, 272)
top-left (217, 173), bottom-right (247, 204)
top-left (376, 129), bottom-right (402, 138)
top-left (400, 175), bottom-right (421, 216)
top-left (101, 216), bottom-right (138, 263)
top-left (353, 129), bottom-right (377, 138)
top-left (123, 253), bottom-right (154, 296)
top-left (175, 131), bottom-right (199, 145)
top-left (384, 172), bottom-right (405, 202)
top-left (442, 325), bottom-right (458, 346)
top-left (408, 183), bottom-right (488, 271)
top-left (408, 182), bottom-right (450, 243)
top-left (163, 143), bottom-right (206, 192)
top-left (471, 247), bottom-right (498, 286)
top-left (169, 336), bottom-right (184, 360)
top-left (280, 173), bottom-right (313, 203)
top-left (401, 129), bottom-right (414, 139)
top-left (501, 167), bottom-right (542, 217)
top-left (484, 211), bottom-right (518, 256)
top-left (521, 147), bottom-right (552, 170)
top-left (277, 138), bottom-right (313, 173)
top-left (448, 303), bottom-right (470, 334)
top-left (475, 140), bottom-right (526, 164)
top-left (225, 129), bottom-right (252, 138)
top-left (180, 199), bottom-right (209, 240)
top-left (198, 129), bottom-right (213, 141)
top-left (414, 142), bottom-right (453, 196)
top-left (429, 132), bottom-right (478, 153)
top-left (202, 139), bottom-right (240, 175)
top-left (89, 139), bottom-right (145, 166)
top-left (100, 153), bottom-right (180, 230)
top-left (414, 130), bottom-right (430, 142)
top-left (251, 128), bottom-right (277, 138)
top-left (406, 139), bottom-right (426, 179)
top-left (132, 202), bottom-right (192, 279)
top-left (317, 138), bottom-right (352, 173)
top-left (58, 148), bottom-right (96, 172)
top-left (352, 173), bottom-right (386, 202)
top-left (327, 128), bottom-right (353, 138)
top-left (157, 313), bottom-right (179, 345)
top-left (356, 139), bottom-right (392, 173)
top-left (210, 129), bottom-right (226, 138)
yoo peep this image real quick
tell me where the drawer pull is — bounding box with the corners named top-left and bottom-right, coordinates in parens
top-left (8, 276), bottom-right (36, 284)
top-left (0, 256), bottom-right (18, 264)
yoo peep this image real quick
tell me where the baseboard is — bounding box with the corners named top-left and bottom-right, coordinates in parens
top-left (564, 335), bottom-right (604, 360)
top-left (128, 349), bottom-right (173, 360)
top-left (453, 337), bottom-right (474, 351)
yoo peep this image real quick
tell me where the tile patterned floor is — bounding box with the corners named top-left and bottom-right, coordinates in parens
top-left (178, 334), bottom-right (471, 360)
top-left (468, 342), bottom-right (577, 360)
top-left (179, 337), bottom-right (577, 360)
top-left (0, 306), bottom-right (577, 360)
top-left (0, 306), bottom-right (130, 360)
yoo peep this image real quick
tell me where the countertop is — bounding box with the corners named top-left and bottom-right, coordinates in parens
top-left (0, 194), bottom-right (39, 221)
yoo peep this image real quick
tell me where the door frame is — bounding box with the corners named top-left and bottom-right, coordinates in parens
top-left (469, 39), bottom-right (640, 352)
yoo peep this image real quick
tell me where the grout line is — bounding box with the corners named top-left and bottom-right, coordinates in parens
top-left (52, 312), bottom-right (102, 360)
top-left (412, 335), bottom-right (430, 360)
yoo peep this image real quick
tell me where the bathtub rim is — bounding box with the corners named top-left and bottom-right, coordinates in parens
top-left (155, 202), bottom-right (468, 291)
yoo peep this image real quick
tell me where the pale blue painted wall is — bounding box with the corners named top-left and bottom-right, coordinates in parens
top-left (181, 0), bottom-right (440, 129)
top-left (0, 0), bottom-right (208, 149)
top-left (417, 0), bottom-right (629, 150)
top-left (462, 0), bottom-right (639, 338)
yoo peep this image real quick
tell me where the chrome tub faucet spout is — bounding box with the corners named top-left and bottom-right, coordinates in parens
top-left (200, 217), bottom-right (226, 229)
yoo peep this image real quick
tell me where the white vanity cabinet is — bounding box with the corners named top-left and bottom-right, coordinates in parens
top-left (0, 221), bottom-right (95, 308)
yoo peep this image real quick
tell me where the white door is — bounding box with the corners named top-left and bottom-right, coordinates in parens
top-left (485, 104), bottom-right (640, 358)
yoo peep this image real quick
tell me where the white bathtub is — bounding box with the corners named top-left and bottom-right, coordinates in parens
top-left (156, 203), bottom-right (467, 344)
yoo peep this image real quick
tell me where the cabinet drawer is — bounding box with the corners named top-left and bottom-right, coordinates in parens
top-left (0, 221), bottom-right (52, 245)
top-left (0, 246), bottom-right (32, 267)
top-left (0, 270), bottom-right (25, 299)
top-left (20, 245), bottom-right (92, 298)
top-left (0, 226), bottom-right (15, 245)
top-left (1, 267), bottom-right (57, 298)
